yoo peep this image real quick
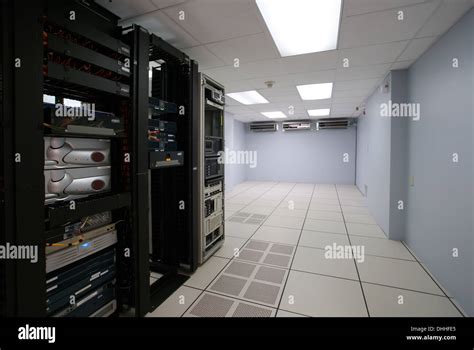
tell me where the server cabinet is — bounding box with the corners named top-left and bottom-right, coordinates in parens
top-left (198, 74), bottom-right (226, 264)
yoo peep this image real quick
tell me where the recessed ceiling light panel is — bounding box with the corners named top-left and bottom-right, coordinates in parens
top-left (308, 108), bottom-right (330, 117)
top-left (226, 90), bottom-right (270, 105)
top-left (261, 111), bottom-right (287, 119)
top-left (297, 83), bottom-right (333, 100)
top-left (256, 0), bottom-right (342, 57)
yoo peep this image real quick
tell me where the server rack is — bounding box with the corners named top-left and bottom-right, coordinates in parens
top-left (144, 33), bottom-right (200, 309)
top-left (0, 0), bottom-right (149, 317)
top-left (198, 74), bottom-right (226, 264)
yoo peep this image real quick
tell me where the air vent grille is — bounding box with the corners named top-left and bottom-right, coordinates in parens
top-left (316, 118), bottom-right (352, 130)
top-left (249, 122), bottom-right (278, 132)
top-left (282, 121), bottom-right (312, 131)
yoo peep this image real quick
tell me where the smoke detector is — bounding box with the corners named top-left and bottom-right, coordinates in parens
top-left (264, 80), bottom-right (275, 88)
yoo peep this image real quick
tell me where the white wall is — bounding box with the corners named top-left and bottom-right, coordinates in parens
top-left (355, 76), bottom-right (392, 236)
top-left (245, 124), bottom-right (356, 184)
top-left (224, 114), bottom-right (247, 191)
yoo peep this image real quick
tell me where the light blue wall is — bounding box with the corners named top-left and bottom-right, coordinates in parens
top-left (245, 125), bottom-right (356, 184)
top-left (405, 9), bottom-right (473, 315)
top-left (224, 114), bottom-right (247, 191)
top-left (355, 76), bottom-right (392, 236)
top-left (356, 9), bottom-right (473, 315)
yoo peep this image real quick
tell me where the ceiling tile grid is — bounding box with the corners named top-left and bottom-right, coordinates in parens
top-left (98, 0), bottom-right (473, 122)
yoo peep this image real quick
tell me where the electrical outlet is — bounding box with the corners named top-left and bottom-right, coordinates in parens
top-left (409, 176), bottom-right (414, 187)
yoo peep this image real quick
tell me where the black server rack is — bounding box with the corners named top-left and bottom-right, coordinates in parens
top-left (0, 0), bottom-right (149, 317)
top-left (144, 33), bottom-right (200, 309)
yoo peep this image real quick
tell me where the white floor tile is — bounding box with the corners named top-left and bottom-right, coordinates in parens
top-left (214, 236), bottom-right (247, 259)
top-left (280, 271), bottom-right (368, 317)
top-left (310, 198), bottom-right (340, 205)
top-left (356, 255), bottom-right (444, 295)
top-left (343, 213), bottom-right (377, 225)
top-left (346, 223), bottom-right (386, 238)
top-left (349, 236), bottom-right (415, 260)
top-left (242, 205), bottom-right (275, 215)
top-left (272, 208), bottom-right (307, 218)
top-left (303, 218), bottom-right (347, 234)
top-left (339, 199), bottom-right (365, 207)
top-left (363, 283), bottom-right (462, 317)
top-left (263, 215), bottom-right (305, 230)
top-left (309, 203), bottom-right (341, 212)
top-left (292, 246), bottom-right (359, 280)
top-left (225, 210), bottom-right (236, 220)
top-left (279, 200), bottom-right (310, 210)
top-left (252, 226), bottom-right (301, 245)
top-left (299, 230), bottom-right (351, 249)
top-left (341, 205), bottom-right (370, 215)
top-left (306, 210), bottom-right (344, 222)
top-left (276, 310), bottom-right (308, 317)
top-left (184, 256), bottom-right (229, 290)
top-left (225, 203), bottom-right (247, 212)
top-left (225, 222), bottom-right (260, 239)
top-left (146, 286), bottom-right (201, 317)
top-left (252, 199), bottom-right (281, 207)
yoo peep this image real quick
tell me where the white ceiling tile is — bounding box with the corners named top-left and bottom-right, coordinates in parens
top-left (245, 73), bottom-right (297, 89)
top-left (121, 11), bottom-right (200, 48)
top-left (238, 59), bottom-right (286, 78)
top-left (334, 78), bottom-right (382, 91)
top-left (257, 86), bottom-right (298, 98)
top-left (336, 63), bottom-right (391, 81)
top-left (416, 0), bottom-right (473, 37)
top-left (206, 32), bottom-right (279, 65)
top-left (288, 70), bottom-right (337, 86)
top-left (391, 60), bottom-right (415, 70)
top-left (224, 80), bottom-right (256, 93)
top-left (333, 89), bottom-right (371, 98)
top-left (302, 100), bottom-right (332, 109)
top-left (96, 0), bottom-right (158, 20)
top-left (337, 41), bottom-right (409, 67)
top-left (202, 65), bottom-right (253, 83)
top-left (339, 1), bottom-right (439, 48)
top-left (397, 36), bottom-right (438, 61)
top-left (182, 45), bottom-right (225, 69)
top-left (332, 96), bottom-right (366, 105)
top-left (342, 0), bottom-right (430, 17)
top-left (163, 0), bottom-right (263, 44)
top-left (280, 51), bottom-right (339, 74)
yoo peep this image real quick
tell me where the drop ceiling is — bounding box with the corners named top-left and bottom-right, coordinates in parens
top-left (98, 0), bottom-right (473, 122)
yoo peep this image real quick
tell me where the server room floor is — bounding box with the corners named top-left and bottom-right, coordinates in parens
top-left (147, 182), bottom-right (464, 318)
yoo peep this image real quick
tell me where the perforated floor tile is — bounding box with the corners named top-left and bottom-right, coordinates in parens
top-left (228, 212), bottom-right (268, 225)
top-left (255, 266), bottom-right (286, 284)
top-left (184, 292), bottom-right (276, 317)
top-left (187, 293), bottom-right (234, 317)
top-left (224, 261), bottom-right (257, 278)
top-left (238, 249), bottom-right (265, 262)
top-left (204, 260), bottom-right (288, 307)
top-left (237, 240), bottom-right (295, 268)
top-left (245, 240), bottom-right (270, 251)
top-left (209, 275), bottom-right (248, 296)
top-left (243, 281), bottom-right (281, 305)
top-left (263, 253), bottom-right (291, 267)
top-left (231, 302), bottom-right (274, 317)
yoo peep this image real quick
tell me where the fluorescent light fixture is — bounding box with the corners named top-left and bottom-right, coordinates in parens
top-left (43, 94), bottom-right (55, 104)
top-left (256, 0), bottom-right (342, 57)
top-left (226, 90), bottom-right (269, 105)
top-left (308, 108), bottom-right (330, 117)
top-left (261, 111), bottom-right (287, 119)
top-left (297, 83), bottom-right (333, 100)
top-left (63, 98), bottom-right (82, 107)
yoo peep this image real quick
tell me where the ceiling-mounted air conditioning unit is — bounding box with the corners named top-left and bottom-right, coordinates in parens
top-left (282, 120), bottom-right (312, 131)
top-left (249, 122), bottom-right (278, 132)
top-left (316, 118), bottom-right (353, 130)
